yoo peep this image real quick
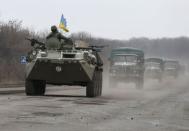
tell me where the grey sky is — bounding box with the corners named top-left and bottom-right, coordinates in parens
top-left (0, 0), bottom-right (189, 39)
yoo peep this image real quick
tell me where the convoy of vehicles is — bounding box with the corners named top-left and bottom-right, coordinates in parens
top-left (107, 47), bottom-right (184, 89)
top-left (24, 35), bottom-right (183, 96)
top-left (24, 38), bottom-right (184, 96)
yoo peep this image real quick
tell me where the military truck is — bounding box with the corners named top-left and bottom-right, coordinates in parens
top-left (145, 58), bottom-right (164, 82)
top-left (163, 60), bottom-right (179, 78)
top-left (109, 47), bottom-right (145, 89)
top-left (25, 38), bottom-right (103, 97)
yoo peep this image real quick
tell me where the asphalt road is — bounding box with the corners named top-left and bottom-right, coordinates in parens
top-left (0, 76), bottom-right (189, 131)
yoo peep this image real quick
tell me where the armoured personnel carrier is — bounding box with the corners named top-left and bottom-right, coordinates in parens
top-left (109, 47), bottom-right (145, 89)
top-left (25, 38), bottom-right (103, 97)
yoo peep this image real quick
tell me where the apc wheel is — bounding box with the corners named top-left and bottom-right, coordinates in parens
top-left (135, 77), bottom-right (144, 89)
top-left (25, 79), bottom-right (46, 96)
top-left (98, 70), bottom-right (102, 96)
top-left (96, 69), bottom-right (102, 96)
top-left (86, 70), bottom-right (99, 97)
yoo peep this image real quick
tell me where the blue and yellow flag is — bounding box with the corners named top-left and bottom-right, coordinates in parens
top-left (59, 14), bottom-right (69, 32)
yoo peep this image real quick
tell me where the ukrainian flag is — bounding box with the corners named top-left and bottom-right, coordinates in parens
top-left (59, 14), bottom-right (69, 32)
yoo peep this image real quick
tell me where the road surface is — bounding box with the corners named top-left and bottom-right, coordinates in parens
top-left (0, 76), bottom-right (189, 131)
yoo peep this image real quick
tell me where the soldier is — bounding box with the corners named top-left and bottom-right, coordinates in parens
top-left (46, 25), bottom-right (68, 41)
top-left (46, 25), bottom-right (73, 50)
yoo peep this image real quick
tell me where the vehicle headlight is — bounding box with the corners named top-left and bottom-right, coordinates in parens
top-left (32, 50), bottom-right (37, 56)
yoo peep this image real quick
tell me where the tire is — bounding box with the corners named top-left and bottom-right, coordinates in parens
top-left (25, 79), bottom-right (46, 96)
top-left (86, 69), bottom-right (99, 97)
top-left (96, 69), bottom-right (102, 96)
top-left (98, 70), bottom-right (102, 96)
top-left (135, 77), bottom-right (144, 89)
top-left (94, 71), bottom-right (99, 97)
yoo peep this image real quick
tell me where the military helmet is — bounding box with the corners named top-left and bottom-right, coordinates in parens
top-left (51, 25), bottom-right (58, 33)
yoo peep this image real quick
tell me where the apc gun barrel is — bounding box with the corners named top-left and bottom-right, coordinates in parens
top-left (26, 38), bottom-right (45, 45)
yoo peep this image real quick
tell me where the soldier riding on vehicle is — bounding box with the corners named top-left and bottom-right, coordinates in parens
top-left (46, 25), bottom-right (74, 50)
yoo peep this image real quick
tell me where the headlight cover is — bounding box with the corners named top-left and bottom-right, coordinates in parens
top-left (32, 50), bottom-right (37, 56)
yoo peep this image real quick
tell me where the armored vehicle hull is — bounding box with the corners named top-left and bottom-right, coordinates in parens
top-left (26, 59), bottom-right (95, 85)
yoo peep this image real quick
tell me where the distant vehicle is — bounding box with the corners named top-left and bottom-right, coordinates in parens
top-left (163, 60), bottom-right (179, 78)
top-left (25, 38), bottom-right (103, 97)
top-left (145, 58), bottom-right (164, 82)
top-left (109, 47), bottom-right (145, 89)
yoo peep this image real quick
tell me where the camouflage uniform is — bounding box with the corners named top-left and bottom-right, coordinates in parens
top-left (46, 25), bottom-right (68, 41)
top-left (46, 25), bottom-right (73, 50)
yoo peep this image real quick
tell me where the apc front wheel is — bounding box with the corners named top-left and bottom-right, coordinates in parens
top-left (98, 70), bottom-right (102, 96)
top-left (86, 70), bottom-right (99, 97)
top-left (25, 79), bottom-right (46, 96)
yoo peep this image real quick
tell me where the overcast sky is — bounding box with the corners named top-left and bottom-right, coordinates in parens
top-left (0, 0), bottom-right (189, 39)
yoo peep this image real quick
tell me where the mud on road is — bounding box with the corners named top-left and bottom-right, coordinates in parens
top-left (0, 76), bottom-right (189, 131)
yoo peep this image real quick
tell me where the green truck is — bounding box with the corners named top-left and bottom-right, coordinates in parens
top-left (109, 47), bottom-right (145, 89)
top-left (163, 60), bottom-right (180, 78)
top-left (145, 58), bottom-right (164, 82)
